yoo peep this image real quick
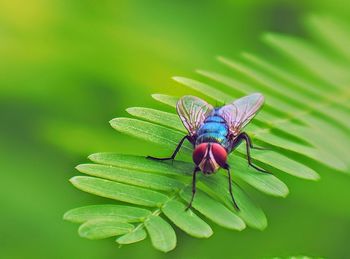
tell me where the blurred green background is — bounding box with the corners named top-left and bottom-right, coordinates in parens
top-left (1, 1), bottom-right (350, 258)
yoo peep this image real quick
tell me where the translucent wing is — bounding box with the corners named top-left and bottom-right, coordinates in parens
top-left (218, 93), bottom-right (264, 136)
top-left (176, 95), bottom-right (214, 136)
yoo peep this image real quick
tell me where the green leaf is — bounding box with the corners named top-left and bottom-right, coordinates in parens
top-left (162, 200), bottom-right (213, 238)
top-left (78, 219), bottom-right (134, 240)
top-left (66, 13), bottom-right (350, 252)
top-left (127, 107), bottom-right (183, 132)
top-left (63, 205), bottom-right (151, 223)
top-left (70, 176), bottom-right (168, 207)
top-left (263, 33), bottom-right (348, 87)
top-left (152, 94), bottom-right (178, 107)
top-left (201, 174), bottom-right (267, 230)
top-left (229, 155), bottom-right (289, 197)
top-left (250, 149), bottom-right (320, 180)
top-left (180, 187), bottom-right (246, 231)
top-left (88, 153), bottom-right (192, 177)
top-left (144, 215), bottom-right (176, 252)
top-left (172, 76), bottom-right (232, 104)
top-left (307, 15), bottom-right (350, 62)
top-left (110, 118), bottom-right (189, 152)
top-left (76, 164), bottom-right (184, 191)
top-left (116, 228), bottom-right (147, 245)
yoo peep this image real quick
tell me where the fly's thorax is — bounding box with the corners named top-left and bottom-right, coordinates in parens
top-left (196, 115), bottom-right (230, 150)
top-left (193, 142), bottom-right (228, 174)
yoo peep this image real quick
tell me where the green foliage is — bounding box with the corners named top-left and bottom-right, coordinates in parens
top-left (64, 15), bottom-right (350, 252)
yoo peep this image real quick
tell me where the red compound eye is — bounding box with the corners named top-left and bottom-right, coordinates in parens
top-left (193, 143), bottom-right (208, 165)
top-left (211, 143), bottom-right (227, 167)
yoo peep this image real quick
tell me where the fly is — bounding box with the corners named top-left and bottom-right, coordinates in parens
top-left (147, 93), bottom-right (269, 210)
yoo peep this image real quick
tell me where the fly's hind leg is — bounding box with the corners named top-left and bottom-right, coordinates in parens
top-left (185, 166), bottom-right (199, 211)
top-left (147, 135), bottom-right (191, 162)
top-left (223, 164), bottom-right (240, 211)
top-left (234, 132), bottom-right (271, 174)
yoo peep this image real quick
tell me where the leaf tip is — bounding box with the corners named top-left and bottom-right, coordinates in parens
top-left (125, 107), bottom-right (135, 115)
top-left (282, 188), bottom-right (290, 198)
top-left (236, 222), bottom-right (246, 232)
top-left (109, 118), bottom-right (117, 126)
top-left (62, 210), bottom-right (71, 221)
top-left (75, 164), bottom-right (83, 171)
top-left (69, 176), bottom-right (80, 185)
top-left (151, 93), bottom-right (161, 99)
top-left (172, 76), bottom-right (182, 83)
top-left (261, 32), bottom-right (274, 41)
top-left (313, 173), bottom-right (321, 181)
top-left (88, 153), bottom-right (97, 161)
top-left (216, 55), bottom-right (224, 61)
top-left (206, 228), bottom-right (214, 238)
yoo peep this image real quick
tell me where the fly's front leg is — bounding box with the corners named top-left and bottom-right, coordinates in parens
top-left (185, 166), bottom-right (199, 211)
top-left (147, 135), bottom-right (191, 161)
top-left (233, 132), bottom-right (271, 174)
top-left (223, 164), bottom-right (239, 211)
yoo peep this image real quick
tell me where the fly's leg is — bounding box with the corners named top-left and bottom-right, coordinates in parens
top-left (147, 135), bottom-right (191, 162)
top-left (244, 135), bottom-right (268, 150)
top-left (223, 164), bottom-right (240, 211)
top-left (185, 166), bottom-right (199, 211)
top-left (234, 132), bottom-right (271, 174)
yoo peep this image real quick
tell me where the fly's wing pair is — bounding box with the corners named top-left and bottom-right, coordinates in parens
top-left (177, 93), bottom-right (264, 137)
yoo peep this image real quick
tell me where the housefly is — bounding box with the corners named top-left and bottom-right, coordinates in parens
top-left (148, 93), bottom-right (269, 210)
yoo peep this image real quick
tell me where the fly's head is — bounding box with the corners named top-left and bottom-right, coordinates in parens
top-left (193, 143), bottom-right (227, 174)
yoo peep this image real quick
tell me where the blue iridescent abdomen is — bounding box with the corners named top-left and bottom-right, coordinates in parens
top-left (195, 109), bottom-right (230, 149)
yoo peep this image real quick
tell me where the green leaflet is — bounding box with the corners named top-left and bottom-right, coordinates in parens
top-left (201, 174), bottom-right (267, 230)
top-left (127, 107), bottom-right (183, 131)
top-left (76, 164), bottom-right (185, 192)
top-left (70, 176), bottom-right (168, 207)
top-left (172, 76), bottom-right (233, 104)
top-left (144, 215), bottom-right (176, 253)
top-left (78, 219), bottom-right (134, 240)
top-left (249, 148), bottom-right (320, 180)
top-left (162, 200), bottom-right (213, 238)
top-left (180, 187), bottom-right (246, 231)
top-left (63, 205), bottom-right (151, 223)
top-left (152, 94), bottom-right (178, 107)
top-left (88, 153), bottom-right (192, 177)
top-left (110, 118), bottom-right (189, 152)
top-left (263, 33), bottom-right (348, 87)
top-left (116, 228), bottom-right (147, 245)
top-left (307, 15), bottom-right (350, 62)
top-left (228, 155), bottom-right (289, 196)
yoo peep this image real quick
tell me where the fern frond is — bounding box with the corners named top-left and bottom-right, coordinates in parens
top-left (64, 14), bottom-right (350, 252)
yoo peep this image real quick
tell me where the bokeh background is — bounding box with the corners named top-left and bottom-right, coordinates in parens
top-left (1, 1), bottom-right (350, 258)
